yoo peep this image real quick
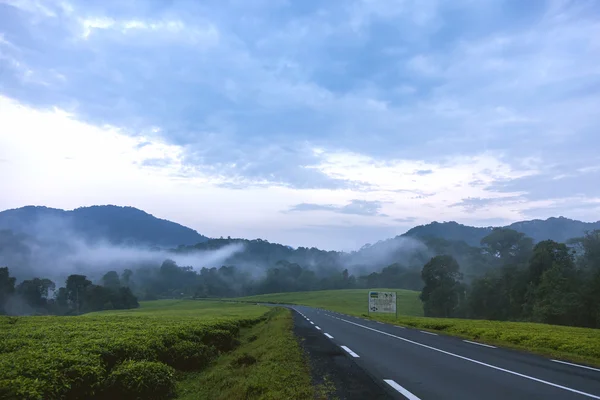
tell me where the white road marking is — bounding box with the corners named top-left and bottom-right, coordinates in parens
top-left (310, 321), bottom-right (314, 325)
top-left (464, 340), bottom-right (496, 349)
top-left (395, 326), bottom-right (405, 329)
top-left (420, 330), bottom-right (438, 336)
top-left (324, 333), bottom-right (334, 339)
top-left (341, 345), bottom-right (360, 358)
top-left (384, 379), bottom-right (421, 400)
top-left (316, 326), bottom-right (322, 330)
top-left (338, 318), bottom-right (600, 399)
top-left (551, 359), bottom-right (600, 372)
top-left (377, 321), bottom-right (384, 324)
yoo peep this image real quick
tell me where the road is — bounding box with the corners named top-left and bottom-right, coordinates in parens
top-left (286, 305), bottom-right (600, 400)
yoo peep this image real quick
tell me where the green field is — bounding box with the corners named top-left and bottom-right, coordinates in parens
top-left (236, 289), bottom-right (600, 367)
top-left (237, 288), bottom-right (423, 317)
top-left (0, 300), bottom-right (316, 400)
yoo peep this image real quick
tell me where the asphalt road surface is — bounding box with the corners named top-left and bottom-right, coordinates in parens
top-left (287, 305), bottom-right (600, 400)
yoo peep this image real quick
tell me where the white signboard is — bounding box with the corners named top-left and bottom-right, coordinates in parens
top-left (368, 291), bottom-right (396, 314)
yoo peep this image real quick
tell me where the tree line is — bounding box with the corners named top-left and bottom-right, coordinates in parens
top-left (419, 229), bottom-right (600, 328)
top-left (0, 268), bottom-right (138, 315)
top-left (3, 227), bottom-right (599, 328)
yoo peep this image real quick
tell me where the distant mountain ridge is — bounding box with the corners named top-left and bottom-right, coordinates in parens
top-left (402, 217), bottom-right (600, 246)
top-left (0, 205), bottom-right (208, 248)
top-left (2, 205), bottom-right (599, 258)
top-left (2, 205), bottom-right (600, 283)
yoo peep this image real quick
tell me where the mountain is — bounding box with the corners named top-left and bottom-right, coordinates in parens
top-left (402, 217), bottom-right (600, 246)
top-left (0, 205), bottom-right (208, 248)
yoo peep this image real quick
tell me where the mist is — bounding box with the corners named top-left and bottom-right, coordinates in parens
top-left (0, 214), bottom-right (245, 284)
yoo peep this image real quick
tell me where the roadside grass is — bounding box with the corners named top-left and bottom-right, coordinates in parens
top-left (236, 288), bottom-right (423, 317)
top-left (235, 290), bottom-right (600, 368)
top-left (176, 307), bottom-right (323, 400)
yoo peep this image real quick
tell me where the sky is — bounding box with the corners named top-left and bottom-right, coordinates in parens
top-left (1, 0), bottom-right (599, 251)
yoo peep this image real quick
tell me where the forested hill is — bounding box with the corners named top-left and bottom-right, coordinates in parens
top-left (402, 217), bottom-right (600, 247)
top-left (0, 205), bottom-right (208, 247)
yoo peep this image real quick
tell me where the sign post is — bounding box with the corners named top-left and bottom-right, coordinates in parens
top-left (368, 291), bottom-right (397, 317)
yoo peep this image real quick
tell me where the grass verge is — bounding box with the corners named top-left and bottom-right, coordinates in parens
top-left (235, 290), bottom-right (600, 368)
top-left (176, 307), bottom-right (322, 400)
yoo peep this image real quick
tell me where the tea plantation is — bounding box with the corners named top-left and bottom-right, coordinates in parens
top-left (0, 301), bottom-right (280, 399)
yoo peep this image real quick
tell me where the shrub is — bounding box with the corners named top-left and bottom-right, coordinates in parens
top-left (104, 360), bottom-right (176, 400)
top-left (0, 376), bottom-right (46, 400)
top-left (96, 338), bottom-right (164, 369)
top-left (202, 329), bottom-right (240, 352)
top-left (0, 351), bottom-right (105, 400)
top-left (247, 334), bottom-right (258, 343)
top-left (231, 353), bottom-right (257, 367)
top-left (159, 340), bottom-right (216, 371)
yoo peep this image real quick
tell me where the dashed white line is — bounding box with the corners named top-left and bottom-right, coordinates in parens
top-left (341, 345), bottom-right (360, 358)
top-left (310, 321), bottom-right (314, 325)
top-left (395, 325), bottom-right (405, 329)
top-left (316, 326), bottom-right (321, 330)
top-left (324, 333), bottom-right (334, 339)
top-left (551, 359), bottom-right (600, 372)
top-left (337, 317), bottom-right (600, 400)
top-left (420, 330), bottom-right (438, 336)
top-left (384, 379), bottom-right (421, 400)
top-left (463, 340), bottom-right (496, 349)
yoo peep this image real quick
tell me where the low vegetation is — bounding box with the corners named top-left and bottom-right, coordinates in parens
top-left (0, 300), bottom-right (270, 399)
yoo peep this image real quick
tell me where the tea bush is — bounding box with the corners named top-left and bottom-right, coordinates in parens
top-left (103, 360), bottom-right (175, 400)
top-left (0, 300), bottom-right (269, 399)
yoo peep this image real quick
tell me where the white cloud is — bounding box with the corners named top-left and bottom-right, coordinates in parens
top-left (79, 16), bottom-right (220, 46)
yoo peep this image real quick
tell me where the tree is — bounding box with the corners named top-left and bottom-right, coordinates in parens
top-left (581, 230), bottom-right (600, 269)
top-left (0, 267), bottom-right (16, 314)
top-left (480, 228), bottom-right (533, 266)
top-left (531, 264), bottom-right (580, 325)
top-left (65, 274), bottom-right (92, 313)
top-left (102, 271), bottom-right (121, 290)
top-left (527, 240), bottom-right (574, 285)
top-left (522, 240), bottom-right (579, 320)
top-left (121, 269), bottom-right (133, 286)
top-left (577, 230), bottom-right (600, 327)
top-left (420, 255), bottom-right (463, 317)
top-left (16, 278), bottom-right (55, 308)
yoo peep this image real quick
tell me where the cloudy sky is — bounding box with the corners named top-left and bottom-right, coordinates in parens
top-left (1, 0), bottom-right (599, 251)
